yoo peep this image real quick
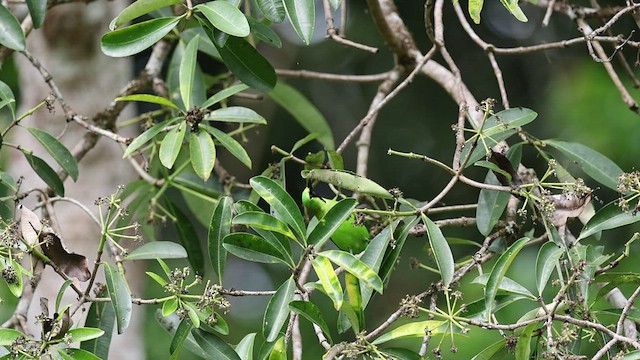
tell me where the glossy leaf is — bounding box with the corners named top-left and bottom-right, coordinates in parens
top-left (233, 211), bottom-right (296, 240)
top-left (124, 241), bottom-right (188, 260)
top-left (545, 140), bottom-right (623, 191)
top-left (166, 199), bottom-right (205, 275)
top-left (206, 106), bottom-right (267, 124)
top-left (196, 2), bottom-right (250, 37)
top-left (480, 108), bottom-right (537, 138)
top-left (192, 329), bottom-right (242, 360)
top-left (372, 320), bottom-right (446, 345)
top-left (269, 82), bottom-right (334, 149)
top-left (209, 196), bottom-right (232, 284)
top-left (67, 328), bottom-right (104, 342)
top-left (263, 277), bottom-right (295, 342)
top-left (359, 221), bottom-right (400, 306)
top-left (289, 300), bottom-right (332, 343)
top-left (257, 0), bottom-right (285, 23)
top-left (471, 339), bottom-right (507, 360)
top-left (472, 274), bottom-right (535, 299)
top-left (311, 255), bottom-right (343, 310)
top-left (235, 332), bottom-right (256, 360)
top-left (422, 215), bottom-right (455, 288)
top-left (379, 217), bottom-right (420, 284)
top-left (101, 17), bottom-right (181, 57)
top-left (224, 233), bottom-right (292, 266)
top-left (0, 80), bottom-right (15, 120)
top-left (104, 263), bottom-right (132, 334)
top-left (81, 289), bottom-right (114, 358)
top-left (0, 328), bottom-right (23, 345)
top-left (250, 176), bottom-right (306, 242)
top-left (201, 124), bottom-right (252, 168)
top-left (160, 122), bottom-right (186, 169)
top-left (283, 0), bottom-right (314, 45)
top-left (123, 117), bottom-right (180, 157)
top-left (515, 323), bottom-right (536, 360)
top-left (170, 320), bottom-right (192, 358)
top-left (189, 130), bottom-right (216, 181)
top-left (301, 169), bottom-right (391, 199)
top-left (500, 0), bottom-right (528, 22)
top-left (112, 0), bottom-right (181, 29)
top-left (214, 36), bottom-right (276, 92)
top-left (247, 16), bottom-right (282, 48)
top-left (535, 242), bottom-right (563, 296)
top-left (319, 250), bottom-right (383, 293)
top-left (155, 311), bottom-right (208, 358)
top-left (55, 279), bottom-right (74, 313)
top-left (26, 0), bottom-right (46, 28)
top-left (180, 36), bottom-right (200, 110)
top-left (0, 5), bottom-right (25, 51)
top-left (344, 272), bottom-right (364, 331)
top-left (116, 94), bottom-right (182, 112)
top-left (201, 84), bottom-right (249, 109)
top-left (578, 199), bottom-right (640, 240)
top-left (27, 127), bottom-right (79, 182)
top-left (22, 151), bottom-right (65, 196)
top-left (163, 298), bottom-right (179, 317)
top-left (485, 237), bottom-right (529, 321)
top-left (380, 348), bottom-right (421, 360)
top-left (307, 198), bottom-right (357, 248)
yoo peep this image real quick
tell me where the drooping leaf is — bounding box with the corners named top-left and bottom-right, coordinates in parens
top-left (269, 82), bottom-right (334, 149)
top-left (485, 237), bottom-right (530, 321)
top-left (39, 231), bottom-right (91, 281)
top-left (196, 2), bottom-right (250, 37)
top-left (104, 263), bottom-right (132, 334)
top-left (319, 250), bottom-right (383, 293)
top-left (201, 124), bottom-right (252, 168)
top-left (235, 333), bottom-right (256, 360)
top-left (213, 35), bottom-right (276, 93)
top-left (205, 106), bottom-right (267, 124)
top-left (26, 0), bottom-right (47, 28)
top-left (27, 127), bottom-right (79, 182)
top-left (250, 176), bottom-right (306, 242)
top-left (246, 16), bottom-right (282, 48)
top-left (289, 300), bottom-right (332, 343)
top-left (283, 0), bottom-right (315, 45)
top-left (223, 233), bottom-right (293, 266)
top-left (209, 196), bottom-right (232, 284)
top-left (189, 130), bottom-right (216, 181)
top-left (0, 80), bottom-right (16, 120)
top-left (307, 198), bottom-right (357, 249)
top-left (545, 140), bottom-right (623, 191)
top-left (201, 84), bottom-right (249, 109)
top-left (112, 0), bottom-right (181, 29)
top-left (155, 311), bottom-right (208, 358)
top-left (379, 217), bottom-right (420, 284)
top-left (470, 339), bottom-right (507, 360)
top-left (22, 151), bottom-right (65, 196)
top-left (159, 122), bottom-right (186, 169)
top-left (535, 242), bottom-right (563, 296)
top-left (233, 212), bottom-right (296, 240)
top-left (256, 0), bottom-right (285, 23)
top-left (101, 17), bottom-right (181, 57)
top-left (165, 199), bottom-right (205, 275)
top-left (301, 169), bottom-right (391, 199)
top-left (0, 5), bottom-right (25, 51)
top-left (422, 214), bottom-right (455, 288)
top-left (344, 272), bottom-right (364, 331)
top-left (499, 0), bottom-right (528, 22)
top-left (578, 199), bottom-right (640, 240)
top-left (515, 323), bottom-right (536, 360)
top-left (124, 242), bottom-right (188, 260)
top-left (472, 274), bottom-right (535, 299)
top-left (311, 255), bottom-right (343, 310)
top-left (372, 320), bottom-right (446, 345)
top-left (123, 117), bottom-right (180, 157)
top-left (179, 36), bottom-right (200, 111)
top-left (263, 277), bottom-right (295, 342)
top-left (192, 329), bottom-right (242, 360)
top-left (359, 221), bottom-right (401, 306)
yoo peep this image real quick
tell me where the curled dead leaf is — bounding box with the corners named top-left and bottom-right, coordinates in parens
top-left (545, 192), bottom-right (593, 228)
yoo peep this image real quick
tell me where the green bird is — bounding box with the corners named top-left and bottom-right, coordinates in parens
top-left (301, 188), bottom-right (370, 253)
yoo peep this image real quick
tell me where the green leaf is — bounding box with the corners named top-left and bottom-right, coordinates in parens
top-left (55, 279), bottom-right (74, 313)
top-left (247, 16), bottom-right (282, 48)
top-left (22, 151), bottom-right (65, 196)
top-left (0, 80), bottom-right (16, 120)
top-left (101, 17), bottom-right (181, 57)
top-left (269, 82), bottom-right (334, 149)
top-left (515, 323), bottom-right (536, 360)
top-left (268, 336), bottom-right (286, 360)
top-left (180, 36), bottom-right (200, 110)
top-left (117, 94), bottom-right (182, 112)
top-left (328, 0), bottom-right (342, 11)
top-left (545, 140), bottom-right (623, 191)
top-left (166, 199), bottom-right (205, 275)
top-left (535, 242), bottom-right (563, 296)
top-left (189, 130), bottom-right (216, 181)
top-left (67, 328), bottom-right (105, 342)
top-left (123, 117), bottom-right (179, 157)
top-left (235, 333), bottom-right (256, 360)
top-left (472, 274), bottom-right (536, 299)
top-left (578, 199), bottom-right (640, 240)
top-left (163, 297), bottom-right (179, 317)
top-left (359, 220), bottom-right (400, 307)
top-left (214, 36), bottom-right (276, 92)
top-left (201, 83), bottom-right (249, 109)
top-left (0, 329), bottom-right (23, 346)
top-left (289, 300), bottom-right (332, 343)
top-left (500, 0), bottom-right (528, 22)
top-left (201, 124), bottom-right (252, 168)
top-left (344, 272), bottom-right (364, 331)
top-left (485, 237), bottom-right (529, 321)
top-left (263, 278), bottom-right (295, 342)
top-left (223, 233), bottom-right (292, 266)
top-left (471, 339), bottom-right (507, 360)
top-left (233, 211), bottom-right (296, 240)
top-left (206, 106), bottom-right (267, 124)
top-left (380, 348), bottom-right (421, 360)
top-left (64, 348), bottom-right (102, 360)
top-left (319, 250), bottom-right (383, 293)
top-left (257, 0), bottom-right (285, 23)
top-left (196, 2), bottom-right (250, 37)
top-left (372, 320), bottom-right (446, 345)
top-left (169, 320), bottom-right (192, 358)
top-left (0, 5), bottom-right (25, 51)
top-left (311, 255), bottom-right (343, 310)
top-left (26, 0), bottom-right (47, 28)
top-left (283, 0), bottom-right (314, 45)
top-left (250, 176), bottom-right (306, 242)
top-left (209, 196), bottom-right (232, 284)
top-left (113, 0), bottom-right (181, 29)
top-left (155, 311), bottom-right (208, 358)
top-left (0, 259), bottom-right (22, 297)
top-left (81, 289), bottom-right (114, 359)
top-left (192, 329), bottom-right (242, 360)
top-left (379, 217), bottom-right (419, 284)
top-left (160, 122), bottom-right (186, 169)
top-left (301, 169), bottom-right (391, 199)
top-left (124, 241), bottom-right (188, 260)
top-left (147, 271), bottom-right (167, 286)
top-left (27, 127), bottom-right (79, 182)
top-left (104, 263), bottom-right (132, 334)
top-left (422, 215), bottom-right (455, 288)
top-left (307, 198), bottom-right (357, 249)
